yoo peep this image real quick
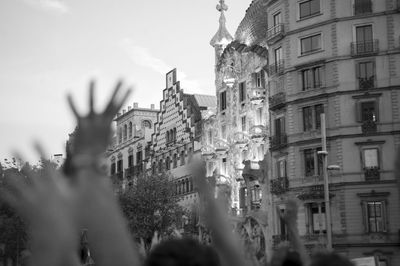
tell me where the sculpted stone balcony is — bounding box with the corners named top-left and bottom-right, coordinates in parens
top-left (270, 134), bottom-right (288, 151)
top-left (266, 23), bottom-right (285, 45)
top-left (351, 40), bottom-right (379, 56)
top-left (270, 176), bottom-right (289, 195)
top-left (269, 92), bottom-right (286, 111)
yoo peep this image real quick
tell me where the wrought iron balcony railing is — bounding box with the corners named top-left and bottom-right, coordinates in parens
top-left (270, 134), bottom-right (288, 150)
top-left (270, 176), bottom-right (289, 195)
top-left (362, 120), bottom-right (377, 134)
top-left (268, 60), bottom-right (284, 76)
top-left (359, 76), bottom-right (375, 90)
top-left (266, 23), bottom-right (285, 44)
top-left (364, 166), bottom-right (380, 180)
top-left (269, 92), bottom-right (286, 110)
top-left (351, 40), bottom-right (379, 56)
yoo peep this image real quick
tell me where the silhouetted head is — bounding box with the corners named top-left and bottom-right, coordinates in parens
top-left (145, 238), bottom-right (220, 266)
top-left (310, 252), bottom-right (355, 266)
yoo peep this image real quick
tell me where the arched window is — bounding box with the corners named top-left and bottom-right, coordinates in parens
top-left (173, 154), bottom-right (177, 168)
top-left (152, 162), bottom-right (156, 174)
top-left (129, 122), bottom-right (133, 138)
top-left (173, 128), bottom-right (177, 141)
top-left (189, 178), bottom-right (193, 192)
top-left (124, 124), bottom-right (127, 141)
top-left (118, 128), bottom-right (122, 143)
top-left (182, 180), bottom-right (186, 194)
top-left (178, 181), bottom-right (182, 194)
top-left (166, 157), bottom-right (170, 170)
top-left (186, 178), bottom-right (189, 193)
top-left (159, 160), bottom-right (163, 172)
top-left (166, 131), bottom-right (170, 143)
top-left (142, 120), bottom-right (152, 129)
top-left (180, 151), bottom-right (185, 166)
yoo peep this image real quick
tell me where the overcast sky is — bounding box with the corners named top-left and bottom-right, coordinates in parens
top-left (0, 0), bottom-right (251, 164)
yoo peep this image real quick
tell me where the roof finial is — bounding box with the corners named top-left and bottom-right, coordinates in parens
top-left (210, 0), bottom-right (233, 47)
top-left (216, 0), bottom-right (228, 12)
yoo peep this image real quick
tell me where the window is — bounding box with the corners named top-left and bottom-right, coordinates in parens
top-left (301, 34), bottom-right (321, 55)
top-left (239, 82), bottom-right (246, 102)
top-left (124, 124), bottom-right (127, 141)
top-left (306, 202), bottom-right (326, 234)
top-left (355, 24), bottom-right (373, 51)
top-left (304, 147), bottom-right (322, 176)
top-left (363, 148), bottom-right (379, 168)
top-left (277, 160), bottom-right (287, 178)
top-left (241, 116), bottom-right (247, 132)
top-left (256, 108), bottom-right (263, 125)
top-left (173, 153), bottom-right (177, 168)
top-left (128, 154), bottom-right (133, 167)
top-left (220, 91), bottom-right (227, 111)
top-left (166, 157), bottom-right (170, 170)
top-left (188, 147), bottom-right (193, 162)
top-left (136, 150), bottom-right (142, 165)
top-left (303, 106), bottom-right (313, 131)
top-left (361, 101), bottom-right (377, 122)
top-left (256, 72), bottom-right (262, 88)
top-left (110, 162), bottom-right (116, 175)
top-left (239, 187), bottom-right (247, 208)
top-left (180, 151), bottom-right (185, 166)
top-left (299, 0), bottom-right (320, 19)
top-left (274, 117), bottom-right (285, 136)
top-left (366, 201), bottom-right (386, 232)
top-left (222, 158), bottom-right (227, 176)
top-left (356, 61), bottom-right (375, 89)
top-left (275, 47), bottom-right (283, 63)
top-left (303, 104), bottom-right (324, 131)
top-left (302, 66), bottom-right (322, 90)
top-left (158, 160), bottom-right (163, 172)
top-left (118, 128), bottom-right (122, 143)
top-left (129, 122), bottom-right (133, 138)
top-left (221, 125), bottom-right (227, 139)
top-left (208, 130), bottom-right (213, 145)
top-left (354, 0), bottom-right (372, 15)
top-left (273, 12), bottom-right (282, 26)
top-left (117, 159), bottom-right (123, 173)
top-left (142, 120), bottom-right (152, 128)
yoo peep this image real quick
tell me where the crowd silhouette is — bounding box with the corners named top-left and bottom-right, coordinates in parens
top-left (0, 81), bottom-right (359, 266)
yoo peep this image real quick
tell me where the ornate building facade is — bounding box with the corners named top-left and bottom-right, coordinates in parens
top-left (264, 0), bottom-right (400, 264)
top-left (150, 68), bottom-right (216, 209)
top-left (107, 102), bottom-right (158, 190)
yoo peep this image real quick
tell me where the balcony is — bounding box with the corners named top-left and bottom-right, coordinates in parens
top-left (272, 235), bottom-right (289, 248)
top-left (361, 120), bottom-right (377, 134)
top-left (266, 23), bottom-right (285, 45)
top-left (354, 1), bottom-right (372, 15)
top-left (351, 40), bottom-right (379, 56)
top-left (270, 176), bottom-right (289, 195)
top-left (364, 166), bottom-right (380, 180)
top-left (359, 76), bottom-right (375, 90)
top-left (270, 134), bottom-right (288, 151)
top-left (268, 60), bottom-right (284, 76)
top-left (269, 92), bottom-right (286, 110)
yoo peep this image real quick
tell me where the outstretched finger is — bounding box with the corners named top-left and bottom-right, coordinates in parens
top-left (67, 94), bottom-right (80, 119)
top-left (89, 80), bottom-right (95, 115)
top-left (104, 80), bottom-right (123, 114)
top-left (111, 88), bottom-right (132, 116)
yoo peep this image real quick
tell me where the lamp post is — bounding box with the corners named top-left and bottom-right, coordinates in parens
top-left (317, 113), bottom-right (333, 250)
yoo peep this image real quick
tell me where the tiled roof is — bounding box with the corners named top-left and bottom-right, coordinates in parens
top-left (234, 0), bottom-right (268, 46)
top-left (192, 94), bottom-right (217, 109)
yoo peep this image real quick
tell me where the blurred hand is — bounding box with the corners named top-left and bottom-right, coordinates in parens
top-left (67, 80), bottom-right (131, 157)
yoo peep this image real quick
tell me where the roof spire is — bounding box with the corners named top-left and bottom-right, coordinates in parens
top-left (210, 0), bottom-right (233, 47)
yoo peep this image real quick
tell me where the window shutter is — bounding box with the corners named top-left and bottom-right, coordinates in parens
top-left (361, 201), bottom-right (369, 233)
top-left (276, 160), bottom-right (281, 178)
top-left (239, 188), bottom-right (246, 208)
top-left (374, 100), bottom-right (379, 122)
top-left (355, 101), bottom-right (362, 122)
top-left (283, 160), bottom-right (287, 177)
top-left (261, 70), bottom-right (266, 88)
top-left (355, 63), bottom-right (360, 80)
top-left (382, 200), bottom-right (387, 232)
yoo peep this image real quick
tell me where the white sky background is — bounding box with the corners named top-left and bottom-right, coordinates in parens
top-left (0, 0), bottom-right (252, 163)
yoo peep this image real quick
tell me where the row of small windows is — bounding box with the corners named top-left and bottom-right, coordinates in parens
top-left (151, 148), bottom-right (193, 174)
top-left (174, 177), bottom-right (194, 195)
top-left (118, 120), bottom-right (152, 143)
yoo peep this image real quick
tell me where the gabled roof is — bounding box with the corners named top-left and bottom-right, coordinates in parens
top-left (192, 94), bottom-right (217, 109)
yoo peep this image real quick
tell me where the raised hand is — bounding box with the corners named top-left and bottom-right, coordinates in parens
top-left (67, 80), bottom-right (131, 157)
top-left (1, 147), bottom-right (80, 266)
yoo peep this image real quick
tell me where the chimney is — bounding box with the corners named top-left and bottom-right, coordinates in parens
top-left (122, 109), bottom-right (126, 114)
top-left (151, 104), bottom-right (155, 109)
top-left (117, 112), bottom-right (121, 117)
top-left (133, 102), bottom-right (139, 108)
top-left (128, 106), bottom-right (132, 111)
